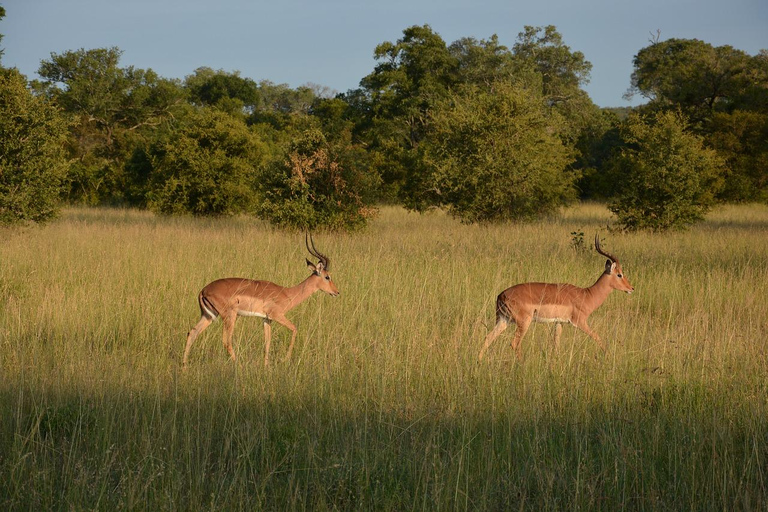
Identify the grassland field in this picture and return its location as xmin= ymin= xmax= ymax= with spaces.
xmin=1 ymin=203 xmax=767 ymax=510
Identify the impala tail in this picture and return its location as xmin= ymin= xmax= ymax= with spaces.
xmin=495 ymin=293 xmax=513 ymax=323
xmin=198 ymin=292 xmax=219 ymax=320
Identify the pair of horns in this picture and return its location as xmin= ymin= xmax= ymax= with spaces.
xmin=306 ymin=233 xmax=331 ymax=271
xmin=594 ymin=234 xmax=619 ymax=263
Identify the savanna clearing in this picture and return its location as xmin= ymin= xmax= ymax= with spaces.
xmin=1 ymin=203 xmax=767 ymax=510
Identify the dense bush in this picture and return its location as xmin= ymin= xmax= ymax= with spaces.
xmin=417 ymin=81 xmax=576 ymax=222
xmin=0 ymin=69 xmax=69 ymax=224
xmin=608 ymin=111 xmax=725 ymax=231
xmin=707 ymin=110 xmax=768 ymax=203
xmin=255 ymin=128 xmax=379 ymax=231
xmin=141 ymin=108 xmax=266 ymax=216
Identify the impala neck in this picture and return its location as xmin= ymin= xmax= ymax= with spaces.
xmin=583 ymin=273 xmax=615 ymax=315
xmin=284 ymin=275 xmax=321 ymax=311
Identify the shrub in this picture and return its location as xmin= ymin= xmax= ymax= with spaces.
xmin=608 ymin=110 xmax=725 ymax=231
xmin=142 ymin=108 xmax=265 ymax=216
xmin=0 ymin=69 xmax=69 ymax=224
xmin=416 ymin=81 xmax=577 ymax=223
xmin=255 ymin=128 xmax=379 ymax=231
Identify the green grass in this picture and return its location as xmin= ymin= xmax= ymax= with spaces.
xmin=1 ymin=203 xmax=767 ymax=510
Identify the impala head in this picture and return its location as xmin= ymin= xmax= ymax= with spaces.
xmin=305 ymin=233 xmax=340 ymax=297
xmin=595 ymin=234 xmax=634 ymax=294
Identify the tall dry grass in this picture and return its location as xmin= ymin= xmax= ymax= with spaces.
xmin=1 ymin=203 xmax=767 ymax=509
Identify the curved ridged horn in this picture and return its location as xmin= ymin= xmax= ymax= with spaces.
xmin=594 ymin=234 xmax=619 ymax=263
xmin=305 ymin=232 xmax=330 ymax=271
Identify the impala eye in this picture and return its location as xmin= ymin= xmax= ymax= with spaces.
xmin=325 ymin=275 xmax=330 ymax=280
xmin=617 ymin=274 xmax=623 ymax=278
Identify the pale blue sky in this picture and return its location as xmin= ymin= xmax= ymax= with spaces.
xmin=2 ymin=0 xmax=766 ymax=107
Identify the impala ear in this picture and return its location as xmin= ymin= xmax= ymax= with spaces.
xmin=306 ymin=259 xmax=318 ymax=274
xmin=605 ymin=259 xmax=615 ymax=274
xmin=315 ymin=261 xmax=325 ymax=272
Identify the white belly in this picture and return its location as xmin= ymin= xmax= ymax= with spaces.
xmin=238 ymin=310 xmax=268 ymax=318
xmin=533 ymin=316 xmax=570 ymax=324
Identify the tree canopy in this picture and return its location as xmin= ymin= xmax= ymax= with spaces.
xmin=1 ymin=9 xmax=766 ymax=230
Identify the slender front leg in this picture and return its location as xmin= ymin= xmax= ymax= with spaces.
xmin=263 ymin=319 xmax=272 ymax=366
xmin=271 ymin=313 xmax=298 ymax=361
xmin=573 ymin=318 xmax=606 ymax=353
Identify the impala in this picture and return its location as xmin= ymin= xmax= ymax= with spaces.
xmin=183 ymin=234 xmax=339 ymax=368
xmin=478 ymin=235 xmax=634 ymax=361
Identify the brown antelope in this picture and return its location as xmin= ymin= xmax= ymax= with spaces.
xmin=183 ymin=234 xmax=339 ymax=368
xmin=478 ymin=235 xmax=634 ymax=361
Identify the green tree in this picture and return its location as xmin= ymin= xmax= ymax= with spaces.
xmin=255 ymin=123 xmax=379 ymax=231
xmin=356 ymin=25 xmax=458 ymax=200
xmin=140 ymin=108 xmax=266 ymax=216
xmin=626 ymin=38 xmax=753 ymax=122
xmin=627 ymin=38 xmax=768 ymax=202
xmin=511 ymin=25 xmax=608 ymax=196
xmin=185 ymin=67 xmax=259 ymax=116
xmin=418 ymin=81 xmax=576 ymax=222
xmin=574 ymin=109 xmax=624 ymax=199
xmin=449 ymin=35 xmax=516 ymax=87
xmin=0 ymin=69 xmax=69 ymax=224
xmin=512 ymin=25 xmax=592 ymax=104
xmin=35 ymin=47 xmax=185 ymax=204
xmin=250 ymin=80 xmax=319 ymax=129
xmin=608 ymin=111 xmax=725 ymax=231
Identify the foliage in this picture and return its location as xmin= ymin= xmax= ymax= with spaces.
xmin=417 ymin=81 xmax=576 ymax=222
xmin=608 ymin=110 xmax=725 ymax=231
xmin=249 ymin=80 xmax=319 ymax=129
xmin=34 ymin=47 xmax=186 ymax=204
xmin=1 ymin=11 xmax=766 ymax=223
xmin=354 ymin=25 xmax=603 ymax=211
xmin=512 ymin=25 xmax=592 ymax=103
xmin=140 ymin=108 xmax=266 ymax=216
xmin=626 ymin=38 xmax=768 ymax=203
xmin=0 ymin=69 xmax=69 ymax=224
xmin=707 ymin=110 xmax=768 ymax=203
xmin=355 ymin=25 xmax=458 ymax=200
xmin=255 ymin=125 xmax=379 ymax=231
xmin=185 ymin=67 xmax=259 ymax=117
xmin=627 ymin=38 xmax=753 ymax=121
xmin=575 ymin=109 xmax=625 ymax=199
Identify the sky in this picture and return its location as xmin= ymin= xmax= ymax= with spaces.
xmin=1 ymin=0 xmax=766 ymax=108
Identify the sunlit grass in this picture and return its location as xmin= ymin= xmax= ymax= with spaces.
xmin=1 ymin=203 xmax=767 ymax=509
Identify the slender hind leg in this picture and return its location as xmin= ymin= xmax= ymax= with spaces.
xmin=479 ymin=317 xmax=509 ymax=361
xmin=221 ymin=311 xmax=238 ymax=361
xmin=510 ymin=317 xmax=532 ymax=361
xmin=183 ymin=316 xmax=213 ymax=369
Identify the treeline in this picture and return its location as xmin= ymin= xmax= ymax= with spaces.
xmin=1 ymin=8 xmax=766 ymax=231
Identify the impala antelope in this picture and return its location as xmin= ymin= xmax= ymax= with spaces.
xmin=183 ymin=234 xmax=339 ymax=368
xmin=479 ymin=235 xmax=634 ymax=361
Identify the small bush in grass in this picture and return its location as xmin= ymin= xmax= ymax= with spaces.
xmin=416 ymin=81 xmax=577 ymax=223
xmin=608 ymin=110 xmax=725 ymax=232
xmin=256 ymin=128 xmax=379 ymax=231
